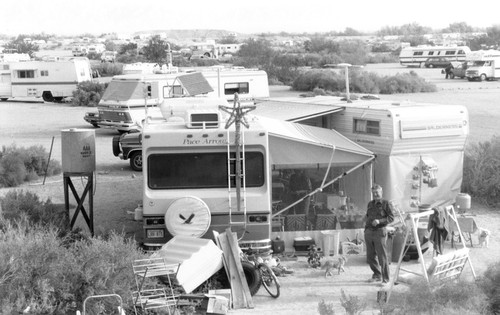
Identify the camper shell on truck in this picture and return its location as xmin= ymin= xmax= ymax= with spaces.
xmin=465 ymin=49 xmax=500 ymax=81
xmin=84 ymin=67 xmax=269 ymax=133
xmin=1 ymin=57 xmax=93 ymax=102
xmin=254 ymin=96 xmax=469 ymax=210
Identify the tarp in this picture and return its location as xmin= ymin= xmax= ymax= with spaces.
xmin=257 ymin=116 xmax=374 ymax=168
xmin=254 ymin=98 xmax=344 ymax=122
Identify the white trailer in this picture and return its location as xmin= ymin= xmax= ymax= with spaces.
xmin=1 ymin=58 xmax=93 ymax=102
xmin=86 ymin=67 xmax=269 ymax=133
xmin=255 ymin=96 xmax=469 ymax=210
xmin=399 ymin=45 xmax=470 ymax=67
xmin=465 ymin=49 xmax=500 ymax=81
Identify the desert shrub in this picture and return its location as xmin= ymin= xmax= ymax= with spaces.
xmin=0 ymin=217 xmax=145 ymax=314
xmin=340 ymin=289 xmax=366 ymax=315
xmin=462 ymin=135 xmax=500 ymax=206
xmin=71 ymin=81 xmax=107 ymax=107
xmin=399 ymin=279 xmax=489 ymax=314
xmin=478 ymin=261 xmax=500 ymax=314
xmin=0 ymin=144 xmax=61 ymax=188
xmin=91 ymin=62 xmax=123 ymax=77
xmin=0 ymin=190 xmax=67 ymax=229
xmin=318 ymin=298 xmax=336 ymax=315
xmin=292 ymin=69 xmax=436 ymax=94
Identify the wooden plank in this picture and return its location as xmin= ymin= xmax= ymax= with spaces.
xmin=213 ymin=230 xmax=235 ymax=309
xmin=225 ymin=228 xmax=254 ymax=309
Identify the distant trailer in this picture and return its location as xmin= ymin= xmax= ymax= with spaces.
xmin=0 ymin=58 xmax=93 ymax=102
xmin=399 ymin=45 xmax=470 ymax=68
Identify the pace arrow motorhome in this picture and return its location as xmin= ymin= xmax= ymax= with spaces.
xmin=87 ymin=67 xmax=269 ymax=133
xmin=465 ymin=49 xmax=500 ymax=81
xmin=399 ymin=45 xmax=470 ymax=67
xmin=141 ymin=96 xmax=272 ymax=249
xmin=0 ymin=57 xmax=93 ymax=102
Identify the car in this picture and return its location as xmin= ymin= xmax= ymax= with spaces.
xmin=84 ymin=111 xmax=100 ymax=127
xmin=449 ymin=62 xmax=468 ymax=79
xmin=112 ymin=131 xmax=143 ymax=171
xmin=424 ymin=57 xmax=451 ymax=68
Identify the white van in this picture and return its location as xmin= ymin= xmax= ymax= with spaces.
xmin=465 ymin=50 xmax=500 ymax=81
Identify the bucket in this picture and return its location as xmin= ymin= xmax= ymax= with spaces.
xmin=392 ymin=230 xmax=405 ymax=262
xmin=321 ymin=230 xmax=340 ymax=256
xmin=134 ymin=205 xmax=143 ymax=221
xmin=456 ymin=193 xmax=471 ymax=212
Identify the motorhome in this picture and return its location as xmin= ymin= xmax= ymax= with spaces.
xmin=140 ymin=95 xmax=375 ymax=249
xmin=399 ymin=45 xmax=470 ymax=67
xmin=0 ymin=57 xmax=93 ymax=102
xmin=254 ymin=96 xmax=469 ymax=210
xmin=465 ymin=49 xmax=500 ymax=81
xmin=84 ymin=67 xmax=270 ymax=133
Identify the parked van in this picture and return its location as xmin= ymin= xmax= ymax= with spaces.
xmin=399 ymin=45 xmax=470 ymax=67
xmin=465 ymin=50 xmax=500 ymax=81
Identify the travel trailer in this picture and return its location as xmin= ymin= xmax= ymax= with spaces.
xmin=140 ymin=95 xmax=375 ymax=249
xmin=254 ymin=96 xmax=469 ymax=210
xmin=465 ymin=49 xmax=500 ymax=81
xmin=399 ymin=45 xmax=470 ymax=67
xmin=84 ymin=67 xmax=269 ymax=133
xmin=0 ymin=58 xmax=93 ymax=102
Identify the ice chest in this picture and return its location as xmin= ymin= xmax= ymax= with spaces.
xmin=293 ymin=236 xmax=315 ymax=252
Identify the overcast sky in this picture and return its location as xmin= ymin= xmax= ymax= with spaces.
xmin=2 ymin=0 xmax=499 ymax=36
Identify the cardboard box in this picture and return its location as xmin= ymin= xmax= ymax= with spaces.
xmin=206 ymin=295 xmax=229 ymax=315
xmin=293 ymin=236 xmax=315 ymax=252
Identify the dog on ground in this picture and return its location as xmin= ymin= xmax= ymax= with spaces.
xmin=322 ymin=256 xmax=348 ymax=277
xmin=478 ymin=228 xmax=490 ymax=248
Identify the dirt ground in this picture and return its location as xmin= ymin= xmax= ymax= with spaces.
xmin=1 ymin=63 xmax=499 ymax=314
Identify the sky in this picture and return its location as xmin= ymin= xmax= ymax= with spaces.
xmin=1 ymin=0 xmax=499 ymax=37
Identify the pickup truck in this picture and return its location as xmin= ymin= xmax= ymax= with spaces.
xmin=449 ymin=62 xmax=468 ymax=79
xmin=112 ymin=132 xmax=142 ymax=171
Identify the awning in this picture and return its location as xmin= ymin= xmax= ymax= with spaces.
xmin=257 ymin=116 xmax=374 ymax=168
xmin=253 ymin=97 xmax=345 ymax=122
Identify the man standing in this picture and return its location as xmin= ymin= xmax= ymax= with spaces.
xmin=289 ymin=169 xmax=312 ymax=215
xmin=364 ymin=184 xmax=394 ymax=285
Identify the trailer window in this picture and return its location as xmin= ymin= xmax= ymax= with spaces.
xmin=148 ymin=152 xmax=265 ymax=189
xmin=17 ymin=70 xmax=35 ymax=78
xmin=428 ymin=51 xmax=434 ymax=55
xmin=41 ymin=70 xmax=49 ymax=77
xmin=354 ymin=119 xmax=380 ymax=135
xmin=413 ymin=51 xmax=423 ymax=56
xmin=224 ymin=82 xmax=249 ymax=95
xmin=445 ymin=51 xmax=456 ymax=55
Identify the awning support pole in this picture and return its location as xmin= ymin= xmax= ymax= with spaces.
xmin=272 ymin=155 xmax=375 ymax=218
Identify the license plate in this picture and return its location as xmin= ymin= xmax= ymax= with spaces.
xmin=147 ymin=229 xmax=164 ymax=239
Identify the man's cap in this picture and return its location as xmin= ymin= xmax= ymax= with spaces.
xmin=371 ymin=184 xmax=383 ymax=191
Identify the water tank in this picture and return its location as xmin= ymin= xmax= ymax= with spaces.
xmin=455 ymin=193 xmax=471 ymax=212
xmin=61 ymin=129 xmax=96 ymax=173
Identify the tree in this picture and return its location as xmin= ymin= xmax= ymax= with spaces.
xmin=4 ymin=35 xmax=39 ymax=57
xmin=442 ymin=22 xmax=474 ymax=34
xmin=142 ymin=35 xmax=172 ymax=64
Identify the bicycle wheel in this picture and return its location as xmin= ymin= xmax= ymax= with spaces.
xmin=258 ymin=263 xmax=280 ymax=298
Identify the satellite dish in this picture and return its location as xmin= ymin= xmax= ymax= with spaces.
xmin=165 ymin=196 xmax=211 ymax=237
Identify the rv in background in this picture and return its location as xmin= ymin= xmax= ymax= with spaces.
xmin=465 ymin=50 xmax=500 ymax=81
xmin=399 ymin=45 xmax=470 ymax=68
xmin=255 ymin=96 xmax=469 ymax=210
xmin=84 ymin=67 xmax=269 ymax=133
xmin=0 ymin=57 xmax=93 ymax=102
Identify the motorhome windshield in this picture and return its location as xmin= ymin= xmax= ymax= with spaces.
xmin=148 ymin=152 xmax=265 ymax=189
xmin=472 ymin=61 xmax=487 ymax=66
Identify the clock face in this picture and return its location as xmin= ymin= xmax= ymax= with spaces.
xmin=165 ymin=196 xmax=211 ymax=237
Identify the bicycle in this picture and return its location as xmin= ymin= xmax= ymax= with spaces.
xmin=240 ymin=248 xmax=280 ymax=298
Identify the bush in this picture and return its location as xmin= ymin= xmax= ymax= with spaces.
xmin=71 ymin=81 xmax=107 ymax=107
xmin=91 ymin=62 xmax=123 ymax=77
xmin=479 ymin=261 xmax=500 ymax=314
xmin=292 ymin=69 xmax=436 ymax=94
xmin=0 ymin=144 xmax=61 ymax=188
xmin=462 ymin=135 xmax=500 ymax=206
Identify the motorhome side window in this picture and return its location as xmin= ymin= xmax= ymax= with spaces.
xmin=165 ymin=85 xmax=184 ymax=97
xmin=353 ymin=118 xmax=380 ymax=135
xmin=17 ymin=70 xmax=35 ymax=78
xmin=147 ymin=152 xmax=265 ymax=189
xmin=445 ymin=51 xmax=456 ymax=55
xmin=413 ymin=51 xmax=423 ymax=56
xmin=41 ymin=70 xmax=49 ymax=77
xmin=224 ymin=82 xmax=249 ymax=95
xmin=428 ymin=51 xmax=435 ymax=55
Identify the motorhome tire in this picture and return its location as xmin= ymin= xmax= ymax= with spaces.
xmin=129 ymin=151 xmax=142 ymax=172
xmin=241 ymin=261 xmax=262 ymax=296
xmin=42 ymin=91 xmax=54 ymax=102
xmin=112 ymin=136 xmax=121 ymax=156
xmin=53 ymin=97 xmax=64 ymax=103
xmin=480 ymin=74 xmax=487 ymax=81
